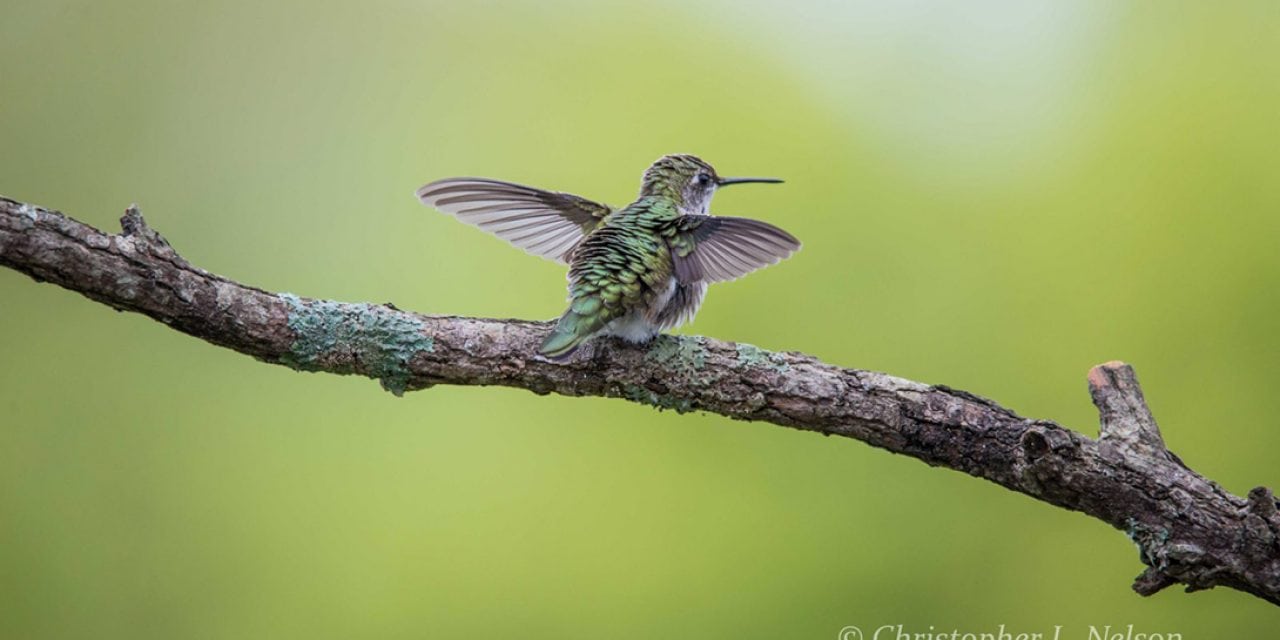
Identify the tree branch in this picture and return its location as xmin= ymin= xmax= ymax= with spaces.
xmin=3 ymin=194 xmax=1278 ymax=606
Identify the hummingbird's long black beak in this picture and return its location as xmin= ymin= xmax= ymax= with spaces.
xmin=717 ymin=176 xmax=784 ymax=187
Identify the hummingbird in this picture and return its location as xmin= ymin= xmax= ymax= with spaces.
xmin=416 ymin=154 xmax=800 ymax=359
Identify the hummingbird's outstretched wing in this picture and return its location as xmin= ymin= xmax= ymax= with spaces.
xmin=416 ymin=178 xmax=612 ymax=264
xmin=669 ymin=216 xmax=801 ymax=284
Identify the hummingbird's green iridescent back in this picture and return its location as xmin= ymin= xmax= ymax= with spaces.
xmin=418 ymin=154 xmax=800 ymax=359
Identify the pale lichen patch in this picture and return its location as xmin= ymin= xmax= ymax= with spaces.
xmin=279 ymin=293 xmax=435 ymax=396
xmin=13 ymin=203 xmax=38 ymax=230
xmin=735 ymin=342 xmax=790 ymax=373
xmin=645 ymin=334 xmax=707 ymax=373
xmin=857 ymin=370 xmax=930 ymax=394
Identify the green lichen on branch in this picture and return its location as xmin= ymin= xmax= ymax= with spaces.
xmin=735 ymin=342 xmax=790 ymax=373
xmin=621 ymin=382 xmax=695 ymax=414
xmin=278 ymin=294 xmax=434 ymax=396
xmin=645 ymin=335 xmax=716 ymax=378
xmin=617 ymin=335 xmax=714 ymax=413
xmin=645 ymin=334 xmax=707 ymax=373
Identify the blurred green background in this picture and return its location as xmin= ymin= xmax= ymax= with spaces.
xmin=3 ymin=0 xmax=1279 ymax=637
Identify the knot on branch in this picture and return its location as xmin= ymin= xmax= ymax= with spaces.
xmin=1244 ymin=486 xmax=1280 ymax=558
xmin=119 ymin=204 xmax=181 ymax=261
xmin=1016 ymin=422 xmax=1084 ymax=502
xmin=1021 ymin=429 xmax=1050 ymax=461
xmin=1019 ymin=423 xmax=1078 ymax=464
xmin=1247 ymin=486 xmax=1279 ymax=520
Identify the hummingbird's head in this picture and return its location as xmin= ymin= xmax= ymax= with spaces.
xmin=640 ymin=154 xmax=782 ymax=215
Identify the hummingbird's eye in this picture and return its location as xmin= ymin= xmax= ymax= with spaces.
xmin=696 ymin=173 xmax=711 ymax=186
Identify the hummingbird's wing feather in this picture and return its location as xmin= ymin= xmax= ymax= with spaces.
xmin=416 ymin=178 xmax=612 ymax=264
xmin=669 ymin=216 xmax=800 ymax=284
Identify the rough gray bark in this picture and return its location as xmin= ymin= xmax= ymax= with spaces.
xmin=2 ymin=194 xmax=1278 ymax=606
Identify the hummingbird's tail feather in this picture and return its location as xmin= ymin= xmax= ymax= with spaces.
xmin=539 ymin=301 xmax=607 ymax=360
xmin=538 ymin=323 xmax=586 ymax=360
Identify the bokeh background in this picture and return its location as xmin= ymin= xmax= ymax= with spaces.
xmin=3 ymin=0 xmax=1279 ymax=637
